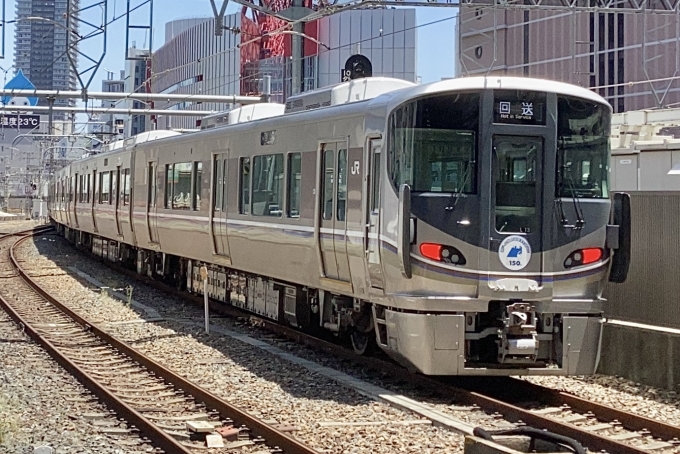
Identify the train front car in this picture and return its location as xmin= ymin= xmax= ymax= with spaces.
xmin=373 ymin=78 xmax=626 ymax=376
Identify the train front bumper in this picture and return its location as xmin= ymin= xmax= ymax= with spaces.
xmin=378 ymin=309 xmax=603 ymax=376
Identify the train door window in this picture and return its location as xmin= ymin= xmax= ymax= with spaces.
xmin=101 ymin=172 xmax=111 ymax=204
xmin=148 ymin=163 xmax=156 ymax=207
xmin=337 ymin=149 xmax=347 ymax=221
xmin=123 ymin=169 xmax=131 ymax=205
xmin=80 ymin=175 xmax=86 ymax=202
xmin=71 ymin=176 xmax=75 ymax=203
xmin=287 ymin=153 xmax=301 ymax=218
xmin=93 ymin=171 xmax=98 ymax=205
xmin=251 ymin=154 xmax=283 ymax=217
xmin=493 ymin=136 xmax=541 ymax=233
xmin=221 ymin=159 xmax=227 ymax=211
xmin=213 ymin=157 xmax=223 ymax=212
xmin=239 ymin=157 xmax=250 ymax=215
xmin=322 ymin=146 xmax=335 ymax=221
xmin=371 ymin=149 xmax=381 ymax=212
xmin=193 ymin=162 xmax=202 ymax=210
xmin=172 ymin=162 xmax=192 ymax=210
xmin=113 ymin=168 xmax=119 ymax=205
xmin=165 ymin=165 xmax=172 ymax=208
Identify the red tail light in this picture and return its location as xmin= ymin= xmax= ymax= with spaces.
xmin=564 ymin=248 xmax=604 ymax=268
xmin=419 ymin=243 xmax=467 ymax=265
xmin=420 ymin=243 xmax=442 ymax=261
xmin=582 ymin=248 xmax=603 ymax=264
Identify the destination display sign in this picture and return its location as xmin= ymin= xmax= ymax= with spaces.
xmin=0 ymin=114 xmax=40 ymax=129
xmin=493 ymin=91 xmax=546 ymax=126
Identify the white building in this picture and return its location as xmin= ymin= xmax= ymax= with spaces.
xmin=150 ymin=9 xmax=418 ymax=131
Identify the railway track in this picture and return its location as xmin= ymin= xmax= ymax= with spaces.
xmin=0 ymin=227 xmax=319 ymax=454
xmin=20 ymin=229 xmax=680 ymax=454
xmin=67 ymin=239 xmax=680 ymax=454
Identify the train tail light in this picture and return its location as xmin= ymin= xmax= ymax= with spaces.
xmin=564 ymin=248 xmax=603 ymax=268
xmin=419 ymin=242 xmax=467 ymax=265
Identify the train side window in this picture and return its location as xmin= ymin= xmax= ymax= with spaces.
xmin=251 ymin=154 xmax=283 ymax=217
xmin=171 ymin=162 xmax=193 ymax=210
xmin=213 ymin=157 xmax=223 ymax=212
xmin=193 ymin=162 xmax=202 ymax=211
xmin=287 ymin=153 xmax=301 ymax=218
xmin=337 ymin=149 xmax=347 ymax=221
xmin=239 ymin=157 xmax=250 ymax=215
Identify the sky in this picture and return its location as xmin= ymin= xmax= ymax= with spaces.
xmin=0 ymin=0 xmax=457 ymax=111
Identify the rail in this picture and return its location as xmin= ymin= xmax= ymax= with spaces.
xmin=0 ymin=227 xmax=319 ymax=454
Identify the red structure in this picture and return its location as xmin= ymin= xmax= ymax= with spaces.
xmin=239 ymin=0 xmax=317 ymax=96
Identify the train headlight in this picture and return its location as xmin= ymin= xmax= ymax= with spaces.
xmin=564 ymin=248 xmax=603 ymax=268
xmin=419 ymin=243 xmax=467 ymax=265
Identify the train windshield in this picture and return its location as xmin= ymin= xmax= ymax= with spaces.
xmin=556 ymin=96 xmax=610 ymax=199
xmin=389 ymin=92 xmax=479 ymax=193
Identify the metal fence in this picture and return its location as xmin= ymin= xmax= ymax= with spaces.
xmin=603 ymin=192 xmax=680 ymax=328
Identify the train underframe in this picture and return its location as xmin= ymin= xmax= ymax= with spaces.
xmin=64 ymin=227 xmax=602 ymax=376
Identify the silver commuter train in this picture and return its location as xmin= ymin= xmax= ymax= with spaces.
xmin=49 ymin=75 xmax=631 ymax=376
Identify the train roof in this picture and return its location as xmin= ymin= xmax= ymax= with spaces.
xmin=70 ymin=75 xmax=611 ymax=166
xmin=374 ymin=76 xmax=612 ymax=112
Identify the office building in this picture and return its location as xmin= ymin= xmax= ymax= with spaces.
xmin=14 ymin=0 xmax=79 ymax=118
xmin=457 ymin=9 xmax=680 ymax=112
xmin=124 ymin=46 xmax=151 ymax=137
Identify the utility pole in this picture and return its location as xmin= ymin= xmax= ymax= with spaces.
xmin=290 ymin=0 xmax=305 ymax=96
xmin=46 ymin=96 xmax=55 ymax=177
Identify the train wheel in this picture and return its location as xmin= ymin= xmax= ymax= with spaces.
xmin=350 ymin=307 xmax=375 ymax=355
xmin=350 ymin=329 xmax=371 ymax=355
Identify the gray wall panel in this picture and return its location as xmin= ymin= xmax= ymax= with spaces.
xmin=604 ymin=192 xmax=680 ymax=328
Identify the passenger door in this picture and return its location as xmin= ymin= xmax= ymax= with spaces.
xmin=487 ymin=135 xmax=544 ymax=286
xmin=146 ymin=161 xmax=160 ymax=243
xmin=211 ymin=152 xmax=231 ymax=257
xmin=364 ymin=138 xmax=384 ymax=289
xmin=318 ymin=142 xmax=351 ymax=282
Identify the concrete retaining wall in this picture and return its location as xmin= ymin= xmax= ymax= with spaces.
xmin=598 ymin=320 xmax=680 ymax=390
